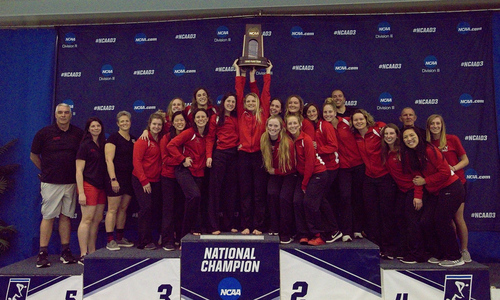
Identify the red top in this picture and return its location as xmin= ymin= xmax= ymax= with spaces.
xmin=315 ymin=120 xmax=339 ymax=171
xmin=132 ymin=132 xmax=161 ymax=186
xmin=411 ymin=144 xmax=460 ymax=199
xmin=162 ymin=118 xmax=171 ymax=135
xmin=431 ymin=134 xmax=467 ymax=184
xmin=385 ymin=150 xmax=423 ymax=196
xmin=160 ymin=133 xmax=176 ymax=179
xmin=269 ymin=136 xmax=296 ymax=176
xmin=335 ymin=117 xmax=364 ymax=169
xmin=355 ymin=121 xmax=388 ymax=178
xmin=167 ymin=127 xmax=207 ymax=177
xmin=235 ymin=74 xmax=271 ymax=153
xmin=206 ymin=114 xmax=239 ymax=158
xmin=294 ymin=131 xmax=327 ymax=191
xmin=185 ymin=105 xmax=218 ymax=123
xmin=301 ymin=118 xmax=316 ymax=139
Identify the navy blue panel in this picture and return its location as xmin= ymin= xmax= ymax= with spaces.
xmin=0 ymin=28 xmax=57 ymax=267
xmin=55 ymin=12 xmax=499 ymax=231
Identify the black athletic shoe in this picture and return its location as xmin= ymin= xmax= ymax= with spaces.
xmin=325 ymin=231 xmax=343 ymax=243
xmin=60 ymin=248 xmax=77 ymax=264
xmin=280 ymin=236 xmax=293 ymax=244
xmin=162 ymin=242 xmax=175 ymax=251
xmin=36 ymin=251 xmax=50 ymax=268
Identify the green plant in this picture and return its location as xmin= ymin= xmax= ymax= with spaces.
xmin=0 ymin=139 xmax=19 ymax=253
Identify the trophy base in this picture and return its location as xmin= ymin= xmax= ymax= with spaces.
xmin=237 ymin=57 xmax=269 ymax=68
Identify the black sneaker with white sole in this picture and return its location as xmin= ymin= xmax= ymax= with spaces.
xmin=36 ymin=251 xmax=50 ymax=268
xmin=60 ymin=248 xmax=77 ymax=264
xmin=325 ymin=231 xmax=343 ymax=243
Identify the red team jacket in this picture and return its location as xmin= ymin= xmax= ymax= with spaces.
xmin=301 ymin=118 xmax=316 ymax=140
xmin=294 ymin=131 xmax=327 ymax=191
xmin=235 ymin=74 xmax=271 ymax=153
xmin=185 ymin=105 xmax=218 ymax=123
xmin=132 ymin=132 xmax=161 ymax=186
xmin=314 ymin=119 xmax=340 ymax=171
xmin=335 ymin=117 xmax=364 ymax=169
xmin=385 ymin=150 xmax=423 ymax=197
xmin=431 ymin=134 xmax=467 ymax=184
xmin=206 ymin=114 xmax=239 ymax=158
xmin=160 ymin=133 xmax=176 ymax=179
xmin=167 ymin=128 xmax=207 ymax=177
xmin=411 ymin=145 xmax=460 ymax=199
xmin=355 ymin=121 xmax=388 ymax=178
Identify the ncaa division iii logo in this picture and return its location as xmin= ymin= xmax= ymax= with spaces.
xmin=444 ymin=275 xmax=472 ymax=300
xmin=6 ymin=278 xmax=30 ymax=300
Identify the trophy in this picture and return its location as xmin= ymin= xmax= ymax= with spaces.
xmin=237 ymin=24 xmax=269 ymax=68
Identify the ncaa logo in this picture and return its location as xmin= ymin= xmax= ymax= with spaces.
xmin=135 ymin=33 xmax=147 ymax=44
xmin=291 ymin=26 xmax=304 ymax=38
xmin=101 ymin=64 xmax=113 ymax=77
xmin=424 ymin=55 xmax=438 ymax=68
xmin=63 ymin=99 xmax=75 ymax=109
xmin=444 ymin=274 xmax=472 ymax=300
xmin=457 ymin=22 xmax=471 ymax=34
xmin=63 ymin=99 xmax=75 ymax=115
xmin=217 ymin=26 xmax=229 ymax=38
xmin=459 ymin=93 xmax=473 ymax=107
xmin=133 ymin=100 xmax=146 ymax=113
xmin=216 ymin=94 xmax=223 ymax=105
xmin=6 ymin=278 xmax=30 ymax=300
xmin=465 ymin=169 xmax=478 ymax=182
xmin=379 ymin=92 xmax=392 ymax=106
xmin=65 ymin=32 xmax=76 ymax=44
xmin=173 ymin=63 xmax=186 ymax=77
xmin=334 ymin=60 xmax=347 ymax=73
xmin=378 ymin=22 xmax=391 ymax=34
xmin=218 ymin=277 xmax=242 ymax=300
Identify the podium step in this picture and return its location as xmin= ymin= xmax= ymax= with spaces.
xmin=381 ymin=258 xmax=491 ymax=300
xmin=0 ymin=254 xmax=83 ymax=300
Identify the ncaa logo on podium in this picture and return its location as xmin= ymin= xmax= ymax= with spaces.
xmin=6 ymin=278 xmax=30 ymax=300
xmin=218 ymin=277 xmax=242 ymax=300
xmin=444 ymin=274 xmax=472 ymax=300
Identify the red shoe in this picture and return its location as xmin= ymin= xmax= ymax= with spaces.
xmin=299 ymin=237 xmax=309 ymax=245
xmin=308 ymin=235 xmax=326 ymax=246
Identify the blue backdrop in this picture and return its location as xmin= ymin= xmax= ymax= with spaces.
xmin=0 ymin=29 xmax=56 ymax=266
xmin=1 ymin=11 xmax=500 ymax=268
xmin=55 ymin=12 xmax=499 ymax=232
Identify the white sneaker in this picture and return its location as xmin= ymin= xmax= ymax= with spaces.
xmin=439 ymin=258 xmax=465 ymax=267
xmin=326 ymin=231 xmax=343 ymax=243
xmin=427 ymin=257 xmax=442 ymax=264
xmin=461 ymin=249 xmax=472 ymax=263
xmin=354 ymin=232 xmax=364 ymax=239
xmin=342 ymin=235 xmax=352 ymax=242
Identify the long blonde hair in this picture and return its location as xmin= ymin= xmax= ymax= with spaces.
xmin=426 ymin=114 xmax=447 ymax=150
xmin=166 ymin=98 xmax=185 ymax=121
xmin=244 ymin=92 xmax=263 ymax=125
xmin=261 ymin=115 xmax=293 ymax=173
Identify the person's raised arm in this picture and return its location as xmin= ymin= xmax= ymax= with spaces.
xmin=234 ymin=59 xmax=246 ymax=118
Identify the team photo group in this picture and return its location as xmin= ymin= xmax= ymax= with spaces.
xmin=30 ymin=59 xmax=470 ymax=269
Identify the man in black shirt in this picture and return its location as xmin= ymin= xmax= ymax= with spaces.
xmin=332 ymin=89 xmax=356 ymax=118
xmin=30 ymin=103 xmax=83 ymax=268
xmin=399 ymin=107 xmax=425 ymax=135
